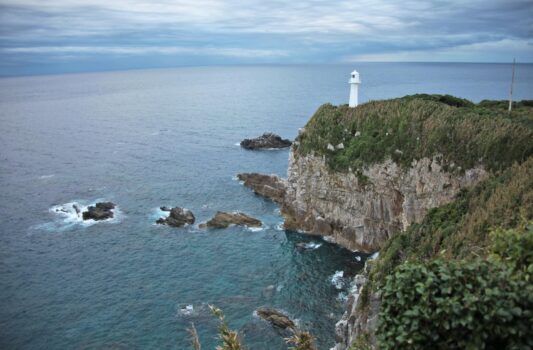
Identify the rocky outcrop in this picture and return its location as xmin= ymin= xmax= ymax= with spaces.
xmin=240 ymin=133 xmax=292 ymax=150
xmin=281 ymin=152 xmax=488 ymax=252
xmin=256 ymin=307 xmax=295 ymax=329
xmin=200 ymin=211 xmax=262 ymax=228
xmin=82 ymin=202 xmax=115 ymax=221
xmin=237 ymin=173 xmax=286 ymax=203
xmin=331 ymin=262 xmax=381 ymax=350
xmin=156 ymin=207 xmax=195 ymax=227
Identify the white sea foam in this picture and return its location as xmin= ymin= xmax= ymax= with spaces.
xmin=303 ymin=242 xmax=322 ymax=250
xmin=178 ymin=304 xmax=194 ymax=316
xmin=274 ymin=222 xmax=284 ymax=231
xmin=323 ymin=236 xmax=337 ymax=244
xmin=331 ymin=270 xmax=345 ymax=290
xmin=39 ymin=174 xmax=55 ymax=179
xmin=46 ymin=200 xmax=122 ymax=230
xmin=337 ymin=291 xmax=348 ymax=302
xmin=276 ymin=284 xmax=284 ymax=292
xmin=354 ymin=255 xmax=362 ymax=262
xmin=246 ymin=226 xmax=264 ymax=232
xmin=50 ymin=202 xmax=86 ymax=224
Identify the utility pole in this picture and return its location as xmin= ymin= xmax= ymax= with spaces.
xmin=508 ymin=58 xmax=516 ymax=114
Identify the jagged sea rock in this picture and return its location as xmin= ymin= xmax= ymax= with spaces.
xmin=237 ymin=173 xmax=286 ymax=203
xmin=156 ymin=207 xmax=195 ymax=227
xmin=82 ymin=202 xmax=115 ymax=221
xmin=256 ymin=307 xmax=295 ymax=329
xmin=200 ymin=211 xmax=262 ymax=228
xmin=240 ymin=133 xmax=292 ymax=150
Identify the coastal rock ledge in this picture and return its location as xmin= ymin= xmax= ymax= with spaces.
xmin=240 ymin=133 xmax=292 ymax=150
xmin=82 ymin=202 xmax=116 ymax=221
xmin=256 ymin=307 xmax=295 ymax=330
xmin=237 ymin=173 xmax=286 ymax=204
xmin=200 ymin=211 xmax=262 ymax=228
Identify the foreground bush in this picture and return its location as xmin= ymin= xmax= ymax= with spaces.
xmin=377 ymin=224 xmax=533 ymax=350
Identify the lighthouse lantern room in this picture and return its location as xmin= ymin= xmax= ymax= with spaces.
xmin=349 ymin=70 xmax=361 ymax=108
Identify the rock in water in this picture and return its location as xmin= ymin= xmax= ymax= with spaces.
xmin=82 ymin=202 xmax=116 ymax=221
xmin=156 ymin=207 xmax=195 ymax=227
xmin=200 ymin=211 xmax=262 ymax=228
xmin=256 ymin=308 xmax=295 ymax=329
xmin=237 ymin=173 xmax=286 ymax=203
xmin=240 ymin=133 xmax=292 ymax=150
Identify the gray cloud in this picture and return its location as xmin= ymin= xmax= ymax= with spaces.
xmin=0 ymin=0 xmax=532 ymax=74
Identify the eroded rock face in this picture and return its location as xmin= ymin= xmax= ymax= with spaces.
xmin=256 ymin=307 xmax=295 ymax=329
xmin=82 ymin=202 xmax=116 ymax=221
xmin=156 ymin=207 xmax=195 ymax=227
xmin=200 ymin=211 xmax=262 ymax=228
xmin=331 ymin=263 xmax=381 ymax=350
xmin=281 ymin=152 xmax=488 ymax=252
xmin=237 ymin=173 xmax=286 ymax=204
xmin=240 ymin=133 xmax=292 ymax=150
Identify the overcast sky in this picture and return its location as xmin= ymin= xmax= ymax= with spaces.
xmin=0 ymin=0 xmax=532 ymax=75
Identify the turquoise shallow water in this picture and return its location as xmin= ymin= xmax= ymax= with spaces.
xmin=0 ymin=63 xmax=532 ymax=349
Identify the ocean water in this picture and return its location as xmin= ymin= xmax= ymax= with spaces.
xmin=1 ymin=63 xmax=532 ymax=349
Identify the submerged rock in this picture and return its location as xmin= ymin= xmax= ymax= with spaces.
xmin=240 ymin=133 xmax=292 ymax=150
xmin=156 ymin=207 xmax=195 ymax=227
xmin=237 ymin=173 xmax=286 ymax=203
xmin=200 ymin=211 xmax=262 ymax=228
xmin=256 ymin=307 xmax=295 ymax=329
xmin=82 ymin=202 xmax=116 ymax=221
xmin=262 ymin=285 xmax=276 ymax=299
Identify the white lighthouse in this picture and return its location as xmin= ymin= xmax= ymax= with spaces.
xmin=349 ymin=70 xmax=361 ymax=107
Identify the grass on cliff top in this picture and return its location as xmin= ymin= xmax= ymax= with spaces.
xmin=295 ymin=95 xmax=533 ymax=172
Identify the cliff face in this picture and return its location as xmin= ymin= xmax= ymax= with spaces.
xmin=281 ymin=151 xmax=488 ymax=252
xmin=332 ymin=262 xmax=381 ymax=350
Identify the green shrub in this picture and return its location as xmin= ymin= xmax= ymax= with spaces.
xmin=349 ymin=332 xmax=372 ymax=350
xmin=377 ymin=259 xmax=533 ymax=350
xmin=489 ymin=224 xmax=533 ymax=277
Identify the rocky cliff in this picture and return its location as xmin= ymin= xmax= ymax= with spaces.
xmin=280 ymin=96 xmax=532 ymax=349
xmin=239 ymin=96 xmax=532 ymax=349
xmin=281 ymin=152 xmax=487 ymax=252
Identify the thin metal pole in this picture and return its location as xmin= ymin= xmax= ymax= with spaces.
xmin=508 ymin=58 xmax=515 ymax=113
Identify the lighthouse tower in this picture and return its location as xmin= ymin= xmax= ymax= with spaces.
xmin=349 ymin=70 xmax=361 ymax=107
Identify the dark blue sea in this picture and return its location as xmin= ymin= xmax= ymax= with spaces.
xmin=1 ymin=63 xmax=532 ymax=349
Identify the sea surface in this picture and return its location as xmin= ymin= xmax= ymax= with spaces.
xmin=1 ymin=63 xmax=532 ymax=349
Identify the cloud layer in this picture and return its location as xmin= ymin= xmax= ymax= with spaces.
xmin=0 ymin=0 xmax=532 ymax=75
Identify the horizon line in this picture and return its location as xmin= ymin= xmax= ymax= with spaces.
xmin=1 ymin=61 xmax=531 ymax=79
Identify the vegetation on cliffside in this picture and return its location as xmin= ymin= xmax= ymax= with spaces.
xmin=296 ymin=95 xmax=533 ymax=349
xmin=295 ymin=95 xmax=533 ymax=173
